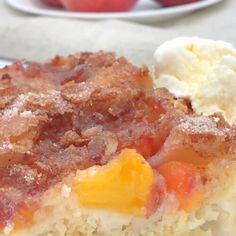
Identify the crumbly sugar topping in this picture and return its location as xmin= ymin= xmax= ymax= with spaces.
xmin=178 ymin=115 xmax=229 ymax=137
xmin=2 ymin=93 xmax=29 ymax=117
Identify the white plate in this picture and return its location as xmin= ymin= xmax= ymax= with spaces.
xmin=0 ymin=59 xmax=12 ymax=68
xmin=6 ymin=0 xmax=223 ymax=22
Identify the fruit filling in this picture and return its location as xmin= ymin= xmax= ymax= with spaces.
xmin=158 ymin=161 xmax=204 ymax=212
xmin=76 ymin=149 xmax=154 ymax=215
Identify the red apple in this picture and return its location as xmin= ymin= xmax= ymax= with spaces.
xmin=157 ymin=0 xmax=198 ymax=7
xmin=60 ymin=0 xmax=138 ymax=12
xmin=42 ymin=0 xmax=62 ymax=7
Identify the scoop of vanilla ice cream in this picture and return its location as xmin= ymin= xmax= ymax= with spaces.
xmin=153 ymin=37 xmax=236 ymax=124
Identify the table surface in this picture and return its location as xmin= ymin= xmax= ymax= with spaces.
xmin=0 ymin=0 xmax=235 ymax=66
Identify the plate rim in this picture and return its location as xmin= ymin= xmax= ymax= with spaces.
xmin=5 ymin=0 xmax=224 ymax=20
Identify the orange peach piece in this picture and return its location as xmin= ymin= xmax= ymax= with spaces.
xmin=158 ymin=161 xmax=204 ymax=212
xmin=75 ymin=149 xmax=154 ymax=216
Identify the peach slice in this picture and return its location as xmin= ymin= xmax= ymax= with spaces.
xmin=75 ymin=149 xmax=154 ymax=215
xmin=158 ymin=161 xmax=204 ymax=212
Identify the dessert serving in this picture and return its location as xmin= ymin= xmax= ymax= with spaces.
xmin=0 ymin=38 xmax=236 ymax=236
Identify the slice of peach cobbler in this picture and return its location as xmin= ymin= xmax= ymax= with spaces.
xmin=0 ymin=52 xmax=235 ymax=236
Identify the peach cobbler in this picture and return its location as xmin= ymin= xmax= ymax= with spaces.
xmin=0 ymin=49 xmax=236 ymax=236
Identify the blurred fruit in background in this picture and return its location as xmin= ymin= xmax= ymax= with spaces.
xmin=42 ymin=0 xmax=62 ymax=7
xmin=41 ymin=0 xmax=200 ymax=12
xmin=55 ymin=0 xmax=138 ymax=12
xmin=155 ymin=0 xmax=199 ymax=7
